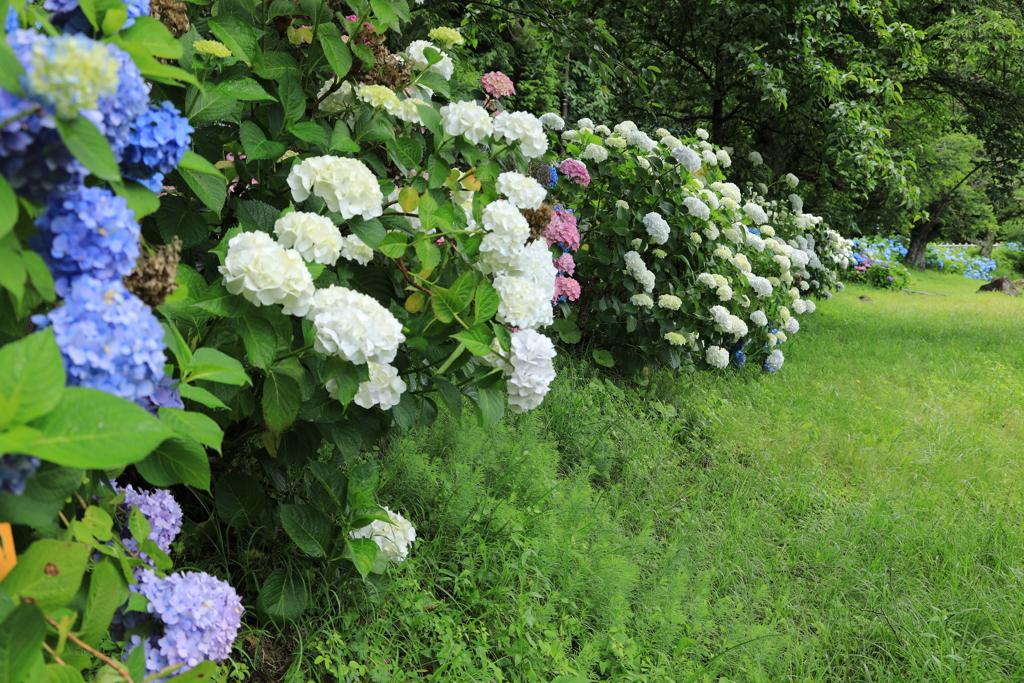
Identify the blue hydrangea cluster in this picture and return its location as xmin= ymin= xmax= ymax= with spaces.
xmin=127 ymin=569 xmax=244 ymax=677
xmin=0 ymin=88 xmax=87 ymax=197
xmin=121 ymin=102 xmax=193 ymax=179
xmin=852 ymin=236 xmax=1000 ymax=280
xmin=5 ymin=5 xmax=18 ymax=32
xmin=0 ymin=454 xmax=41 ymax=495
xmin=97 ymin=46 xmax=151 ymax=160
xmin=32 ymin=186 xmax=140 ymax=295
xmin=45 ymin=0 xmax=150 ymax=32
xmin=118 ymin=484 xmax=183 ymax=557
xmin=545 ymin=165 xmax=558 ymax=188
xmin=31 ymin=277 xmax=168 ymax=405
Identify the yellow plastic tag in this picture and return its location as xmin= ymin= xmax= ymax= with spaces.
xmin=0 ymin=523 xmax=17 ymax=582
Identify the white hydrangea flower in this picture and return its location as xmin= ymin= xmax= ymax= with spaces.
xmin=671 ymin=145 xmax=702 ymax=172
xmin=706 ymin=345 xmax=729 ymax=369
xmin=506 ymin=329 xmax=557 ymax=413
xmin=605 ymin=136 xmax=627 ymax=149
xmin=582 ymin=143 xmax=608 ymax=163
xmin=746 ymin=274 xmax=773 ymax=298
xmin=395 ymin=97 xmax=427 ymax=124
xmin=626 ymin=129 xmax=657 ymax=152
xmin=576 ymin=117 xmax=595 ymax=129
xmin=789 ymin=193 xmax=804 ymax=214
xmin=750 ymin=310 xmax=768 ymax=326
xmin=702 ymin=149 xmax=718 ymax=166
xmin=440 ymin=101 xmax=493 ymax=143
xmin=713 ymin=246 xmax=733 ymax=260
xmin=756 ymin=182 xmax=769 ymax=196
xmin=785 ymin=173 xmax=799 ymax=188
xmin=339 ymin=234 xmax=373 ymax=266
xmin=658 ymin=294 xmax=682 ymax=310
xmin=636 ymin=156 xmax=651 ymax=170
xmin=776 ymin=330 xmax=788 ymax=343
xmin=713 ymin=274 xmax=729 ymax=287
xmin=307 ymin=286 xmax=405 ymax=364
xmin=496 ymin=172 xmax=546 ymax=210
xmin=805 ymin=300 xmax=817 ymax=313
xmin=356 ymin=84 xmax=401 ymax=112
xmin=697 ymin=273 xmax=717 ymax=288
xmin=785 ymin=316 xmax=800 ymax=334
xmin=643 ymin=212 xmax=671 ymax=245
xmin=703 ymin=223 xmax=720 ymax=241
xmin=493 ymin=111 xmax=548 ymax=158
xmin=788 ymin=287 xmax=801 ymax=299
xmin=274 ymin=212 xmax=342 ymax=265
xmin=792 ymin=299 xmax=807 ymax=315
xmin=664 ymin=332 xmax=686 ymax=346
xmin=696 ymin=128 xmax=709 ymax=140
xmin=765 ymin=349 xmax=784 ymax=372
xmin=700 ymin=189 xmax=721 ymax=211
xmin=773 ymin=254 xmax=792 ymax=270
xmin=561 ymin=129 xmax=580 ymax=143
xmin=539 ymin=112 xmax=565 ymax=130
xmin=746 ymin=232 xmax=766 ymax=252
xmin=594 ymin=124 xmax=611 ymax=136
xmin=729 ymin=316 xmax=748 ymax=338
xmin=683 ymin=196 xmax=710 ymax=221
xmin=799 ymin=280 xmax=810 ymax=291
xmin=615 ymin=200 xmax=629 ymax=210
xmin=354 ymin=362 xmax=407 ymax=410
xmin=220 ymin=231 xmax=315 ymax=316
xmin=690 ymin=232 xmax=702 ymax=244
xmin=288 ymin=156 xmax=383 ymax=220
xmin=624 ymin=250 xmax=655 ymax=293
xmin=743 ymin=202 xmax=768 ymax=225
xmin=661 ymin=135 xmax=682 ymax=149
xmin=404 ymin=40 xmax=454 ymax=79
xmin=654 ymin=127 xmax=670 ymax=138
xmin=822 ymin=291 xmax=832 ymax=299
xmin=478 ymin=200 xmax=529 ymax=273
xmin=716 ymin=284 xmax=733 ymax=301
xmin=711 ymin=182 xmax=742 ymax=204
xmin=494 ymin=274 xmax=553 ymax=330
xmin=716 ymin=149 xmax=732 ymax=167
xmin=748 ymin=151 xmax=763 ymax=166
xmin=349 ymin=507 xmax=416 ymax=563
xmin=721 ymin=227 xmax=743 ymax=244
xmin=317 ymin=78 xmax=354 ymax=114
xmin=614 ymin=121 xmax=638 ymax=135
xmin=730 ymin=254 xmax=751 ymax=272
xmin=631 ymin=238 xmax=644 ymax=250
xmin=630 ymin=293 xmax=654 ymax=308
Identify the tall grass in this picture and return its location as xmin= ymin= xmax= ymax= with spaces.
xmin=239 ymin=271 xmax=1024 ymax=683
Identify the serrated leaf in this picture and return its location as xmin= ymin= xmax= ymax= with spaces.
xmin=279 ymin=504 xmax=332 ymax=557
xmin=56 ymin=116 xmax=120 ymax=182
xmin=343 ymin=538 xmax=378 ymax=579
xmin=349 ymin=217 xmax=386 ymax=249
xmin=278 ymin=78 xmax=306 ymax=124
xmin=415 ymin=240 xmax=441 ymax=272
xmin=319 ymin=31 xmax=352 ymax=79
xmin=0 ymin=329 xmax=64 ymax=429
xmin=213 ymin=77 xmax=275 ymax=101
xmin=1 ymin=539 xmax=90 ymax=614
xmin=159 ymin=407 xmax=224 ymax=453
xmin=239 ymin=121 xmax=287 ymax=160
xmin=433 ymin=378 xmax=462 ymax=421
xmin=389 ymin=137 xmax=422 ymax=168
xmin=178 ymin=384 xmax=229 ymax=410
xmin=453 ymin=325 xmax=494 ymax=356
xmin=552 ymin=318 xmax=582 ymax=344
xmin=177 ymin=151 xmax=227 ymax=213
xmin=377 ymin=231 xmax=408 ymax=258
xmin=323 ymin=357 xmax=366 ymax=407
xmin=135 ymin=436 xmax=211 ymax=489
xmin=208 ymin=15 xmax=259 ymax=64
xmin=263 ymin=367 xmax=301 ymax=432
xmin=0 ymin=175 xmax=17 ymax=240
xmin=475 ymin=281 xmax=499 ymax=322
xmin=237 ymin=310 xmax=278 ymax=369
xmin=592 ymin=349 xmax=615 ymax=367
xmin=257 ymin=568 xmax=306 ymax=624
xmin=215 ymin=473 xmax=267 ymax=527
xmin=431 ymin=287 xmax=464 ymax=323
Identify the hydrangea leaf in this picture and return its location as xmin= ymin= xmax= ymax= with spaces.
xmin=307 ymin=461 xmax=348 ymax=511
xmin=26 ymin=388 xmax=173 ymax=469
xmin=432 ymin=378 xmax=463 ymax=422
xmin=0 ymin=603 xmax=46 ymax=682
xmin=55 ymin=116 xmax=120 ymax=183
xmin=262 ymin=368 xmax=301 ymax=432
xmin=212 ymin=78 xmax=275 ymax=102
xmin=319 ymin=31 xmax=352 ymax=80
xmin=77 ymin=560 xmax=125 ymax=648
xmin=453 ymin=325 xmax=494 ymax=356
xmin=186 ymin=347 xmax=249 ymax=385
xmin=159 ymin=407 xmax=224 ymax=453
xmin=0 ymin=538 xmax=90 ymax=614
xmin=135 ymin=436 xmax=211 ymax=490
xmin=280 ymin=504 xmax=332 ymax=557
xmin=177 ymin=152 xmax=227 ymax=214
xmin=0 ymin=41 xmax=26 ymax=97
xmin=256 ymin=568 xmax=306 ymax=624
xmin=474 ymin=282 xmax=499 ymax=322
xmin=378 ymin=231 xmax=409 ymax=259
xmin=349 ymin=217 xmax=386 ymax=249
xmin=177 ymin=384 xmax=229 ymax=410
xmin=0 ymin=176 xmax=16 ymax=241
xmin=277 ymin=78 xmax=305 ymax=124
xmin=214 ymin=473 xmax=267 ymax=528
xmin=117 ymin=17 xmax=182 ymax=59
xmin=0 ymin=329 xmax=65 ymax=429
xmin=236 ymin=312 xmax=278 ymax=371
xmin=343 ymin=538 xmax=378 ymax=579
xmin=346 ymin=461 xmax=378 ymax=510
xmin=469 ymin=384 xmax=504 ymax=429
xmin=238 ymin=121 xmax=286 ymax=161
xmin=208 ymin=15 xmax=259 ymax=65
xmin=0 ymin=464 xmax=82 ymax=534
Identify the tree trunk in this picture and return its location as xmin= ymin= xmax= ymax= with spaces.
xmin=979 ymin=231 xmax=996 ymax=257
xmin=905 ymin=220 xmax=941 ymax=271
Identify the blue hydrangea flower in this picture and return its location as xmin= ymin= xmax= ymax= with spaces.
xmin=32 ymin=277 xmax=169 ymax=406
xmin=0 ymin=455 xmax=41 ymax=496
xmin=545 ymin=165 xmax=558 ymax=188
xmin=97 ymin=45 xmax=151 ymax=159
xmin=33 ymin=186 xmax=140 ymax=294
xmin=731 ymin=350 xmax=746 ymax=368
xmin=121 ymin=102 xmax=193 ymax=178
xmin=20 ymin=33 xmax=119 ymax=119
xmin=130 ymin=173 xmax=166 ymax=194
xmin=763 ymin=361 xmax=778 ymax=373
xmin=5 ymin=6 xmax=18 ymax=32
xmin=117 ymin=484 xmax=183 ymax=557
xmin=138 ymin=373 xmax=183 ymax=415
xmin=126 ymin=570 xmax=244 ymax=677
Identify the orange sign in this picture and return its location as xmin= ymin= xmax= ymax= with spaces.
xmin=0 ymin=523 xmax=16 ymax=581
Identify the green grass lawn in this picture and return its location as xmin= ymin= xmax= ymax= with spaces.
xmin=263 ymin=271 xmax=1024 ymax=683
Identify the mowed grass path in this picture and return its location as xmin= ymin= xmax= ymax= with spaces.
xmin=680 ymin=271 xmax=1024 ymax=681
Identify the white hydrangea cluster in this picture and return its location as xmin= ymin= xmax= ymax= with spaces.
xmin=785 ymin=317 xmax=800 ymax=334
xmin=404 ymin=40 xmax=454 ymax=79
xmin=626 ymin=129 xmax=657 ymax=152
xmin=493 ymin=111 xmax=548 ymax=158
xmin=350 ymin=507 xmax=416 ymax=563
xmin=703 ymin=223 xmax=720 ymax=241
xmin=657 ymin=294 xmax=682 ymax=310
xmin=661 ymin=135 xmax=681 ymax=149
xmin=750 ymin=310 xmax=768 ymax=326
xmin=493 ymin=240 xmax=557 ymax=330
xmin=287 ymin=156 xmax=383 ymax=220
xmin=672 ymin=145 xmax=702 ymax=172
xmin=745 ymin=273 xmax=774 ymax=297
xmin=306 ymin=286 xmax=405 ymax=364
xmin=505 ymin=329 xmax=557 ymax=413
xmin=624 ymin=250 xmax=655 ymax=293
xmin=643 ymin=212 xmax=670 ymax=244
xmin=742 ymin=202 xmax=768 ymax=225
xmin=582 ymin=143 xmax=609 ymax=162
xmin=705 ymin=345 xmax=729 ymax=369
xmin=440 ymin=101 xmax=493 ymax=143
xmin=577 ymin=117 xmax=595 ymax=129
xmin=339 ymin=234 xmax=374 ymax=266
xmin=721 ymin=227 xmax=743 ymax=244
xmin=683 ymin=196 xmax=710 ymax=221
xmin=220 ymin=231 xmax=315 ymax=316
xmin=730 ymin=254 xmax=751 ymax=272
xmin=274 ymin=212 xmax=342 ymax=265
xmin=805 ymin=300 xmax=817 ymax=313
xmin=630 ymin=293 xmax=654 ymax=308
xmin=785 ymin=173 xmax=799 ymax=188
xmin=354 ymin=362 xmax=407 ymax=410
xmin=716 ymin=149 xmax=732 ymax=167
xmin=317 ymin=78 xmax=354 ymax=114
xmin=478 ymin=200 xmax=530 ymax=273
xmin=539 ymin=112 xmax=565 ymax=130
xmin=765 ymin=349 xmax=785 ymax=372
xmin=748 ymin=151 xmax=763 ymax=166
xmin=792 ymin=299 xmax=807 ymax=314
xmin=605 ymin=136 xmax=626 ymax=150
xmin=496 ymin=171 xmax=546 ymax=210
xmin=709 ymin=305 xmax=747 ymax=337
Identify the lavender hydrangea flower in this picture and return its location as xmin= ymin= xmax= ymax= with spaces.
xmin=96 ymin=45 xmax=151 ymax=159
xmin=32 ymin=277 xmax=169 ymax=406
xmin=0 ymin=455 xmax=41 ymax=496
xmin=121 ymin=102 xmax=193 ymax=178
xmin=127 ymin=570 xmax=244 ymax=676
xmin=117 ymin=484 xmax=183 ymax=556
xmin=32 ymin=186 xmax=140 ymax=294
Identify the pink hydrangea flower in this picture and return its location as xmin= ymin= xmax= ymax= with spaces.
xmin=553 ymin=252 xmax=576 ymax=275
xmin=553 ymin=276 xmax=581 ymax=302
xmin=542 ymin=208 xmax=580 ymax=251
xmin=557 ymin=159 xmax=591 ymax=187
xmin=481 ymin=71 xmax=516 ymax=98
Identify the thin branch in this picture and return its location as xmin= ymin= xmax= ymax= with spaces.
xmin=391 ymin=257 xmax=432 ymax=295
xmin=856 ymin=608 xmax=905 ymax=648
xmin=45 ymin=616 xmax=135 ymax=683
xmin=42 ymin=642 xmax=66 ymax=666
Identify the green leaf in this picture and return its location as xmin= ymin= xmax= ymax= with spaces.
xmin=415 ymin=71 xmax=450 ymax=99
xmin=471 ymin=384 xmax=505 ymax=428
xmin=416 ymin=103 xmax=441 ymax=135
xmin=279 ymin=504 xmax=332 ymax=557
xmin=78 ymin=560 xmax=125 ymax=647
xmin=389 ymin=137 xmax=422 ymax=169
xmin=552 ymin=318 xmax=582 ymax=344
xmin=289 ymin=121 xmax=329 ymax=147
xmin=343 ymin=538 xmax=378 ymax=579
xmin=26 ymin=388 xmax=171 ymax=468
xmin=0 ymin=603 xmax=45 ymax=683
xmin=22 ymin=252 xmax=55 ymax=303
xmin=177 ymin=151 xmax=227 ymax=214
xmin=0 ymin=329 xmax=65 ymax=429
xmin=319 ymin=32 xmax=352 ymax=79
xmin=134 ymin=436 xmax=211 ymax=489
xmin=433 ymin=378 xmax=463 ymax=421
xmin=323 ymin=357 xmax=366 ymax=407
xmin=213 ymin=78 xmax=276 ymax=101
xmin=1 ymin=539 xmax=90 ymax=614
xmin=162 ymin=661 xmax=219 ymax=682
xmin=377 ymin=231 xmax=408 ymax=258
xmin=45 ymin=664 xmax=86 ymax=683
xmin=239 ymin=121 xmax=286 ymax=160
xmin=0 ymin=41 xmax=26 ymax=97
xmin=187 ymin=347 xmax=249 ymax=385
xmin=253 ymin=51 xmax=301 ymax=81
xmin=348 ymin=505 xmax=391 ymax=529
xmin=116 ymin=17 xmax=182 ymax=59
xmin=237 ymin=200 xmax=279 ymax=233
xmin=346 ymin=461 xmax=378 ymax=509
xmin=431 ymin=288 xmax=464 ymax=323
xmin=192 ymin=280 xmax=250 ymax=318
xmin=208 ymin=14 xmax=259 ymax=64
xmin=415 ymin=240 xmax=441 ymax=272
xmin=263 ymin=368 xmax=301 ymax=432
xmin=159 ymin=407 xmax=224 ymax=453
xmin=453 ymin=325 xmax=494 ymax=356
xmin=0 ymin=175 xmax=16 ymax=241
xmin=237 ymin=311 xmax=278 ymax=370
xmin=330 ymin=120 xmax=359 ymax=153
xmin=215 ymin=473 xmax=267 ymax=527
xmin=0 ymin=246 xmax=25 ymax=304
xmin=102 ymin=7 xmax=127 ymax=33
xmin=592 ymin=349 xmax=615 ymax=367
xmin=128 ymin=505 xmax=153 ymax=549
xmin=184 ymin=86 xmax=238 ymax=124
xmin=256 ymin=568 xmax=306 ymax=624
xmin=277 ymin=78 xmax=306 ymax=124
xmin=307 ymin=461 xmax=347 ymax=511
xmin=300 ymin=0 xmax=332 ymax=27
xmin=177 ymin=384 xmax=229 ymax=410
xmin=153 ymin=194 xmax=209 ymax=249
xmin=0 ymin=464 xmax=82 ymax=533
xmin=355 ymin=114 xmax=395 ymax=142
xmin=55 ymin=116 xmax=120 ymax=183
xmin=110 ymin=178 xmax=160 ymax=219
xmin=349 ymin=217 xmax=385 ymax=249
